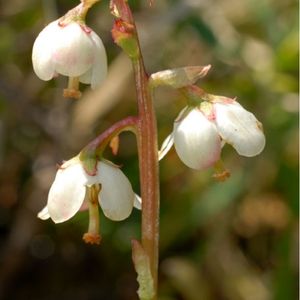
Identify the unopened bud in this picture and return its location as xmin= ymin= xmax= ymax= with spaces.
xmin=150 ymin=65 xmax=211 ymax=89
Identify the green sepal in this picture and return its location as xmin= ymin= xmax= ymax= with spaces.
xmin=79 ymin=148 xmax=98 ymax=176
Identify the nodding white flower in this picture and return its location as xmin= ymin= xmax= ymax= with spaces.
xmin=38 ymin=157 xmax=140 ymax=224
xmin=32 ymin=19 xmax=107 ymax=95
xmin=159 ymin=98 xmax=265 ymax=171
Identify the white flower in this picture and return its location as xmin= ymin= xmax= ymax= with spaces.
xmin=159 ymin=98 xmax=265 ymax=170
xmin=32 ymin=20 xmax=107 ymax=90
xmin=38 ymin=157 xmax=140 ymax=224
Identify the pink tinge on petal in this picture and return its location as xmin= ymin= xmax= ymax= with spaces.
xmin=79 ymin=200 xmax=89 ymax=211
xmin=204 ymin=105 xmax=216 ymax=121
xmin=80 ymin=24 xmax=92 ymax=34
xmin=52 ymin=22 xmax=95 ymax=77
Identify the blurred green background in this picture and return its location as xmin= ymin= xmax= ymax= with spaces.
xmin=0 ymin=0 xmax=298 ymax=299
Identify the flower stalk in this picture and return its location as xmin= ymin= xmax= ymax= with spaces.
xmin=80 ymin=116 xmax=138 ymax=175
xmin=110 ymin=0 xmax=160 ymax=298
xmin=134 ymin=57 xmax=160 ymax=299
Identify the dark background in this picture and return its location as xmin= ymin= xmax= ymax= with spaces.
xmin=0 ymin=0 xmax=298 ymax=299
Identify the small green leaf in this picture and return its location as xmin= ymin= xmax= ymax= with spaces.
xmin=131 ymin=240 xmax=155 ymax=300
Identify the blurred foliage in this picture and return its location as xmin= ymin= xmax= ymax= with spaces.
xmin=0 ymin=0 xmax=298 ymax=299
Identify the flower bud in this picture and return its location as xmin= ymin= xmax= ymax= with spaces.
xmin=150 ymin=65 xmax=211 ymax=89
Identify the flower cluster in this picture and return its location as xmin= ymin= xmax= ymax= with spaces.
xmin=33 ymin=1 xmax=266 ymax=248
xmin=159 ymin=95 xmax=265 ymax=177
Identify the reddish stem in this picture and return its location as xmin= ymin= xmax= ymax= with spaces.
xmin=80 ymin=116 xmax=138 ymax=174
xmin=109 ymin=1 xmax=160 ymax=297
xmin=84 ymin=116 xmax=138 ymax=152
xmin=133 ymin=54 xmax=160 ymax=299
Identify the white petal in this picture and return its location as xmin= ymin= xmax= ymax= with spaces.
xmin=79 ymin=67 xmax=92 ymax=84
xmin=214 ymin=102 xmax=266 ymax=157
xmin=96 ymin=162 xmax=134 ymax=221
xmin=88 ymin=31 xmax=107 ymax=89
xmin=37 ymin=206 xmax=50 ymax=220
xmin=52 ymin=22 xmax=95 ymax=77
xmin=47 ymin=162 xmax=89 ymax=223
xmin=32 ymin=21 xmax=57 ymax=80
xmin=79 ymin=31 xmax=107 ymax=88
xmin=173 ymin=108 xmax=221 ymax=170
xmin=133 ymin=194 xmax=142 ymax=210
xmin=158 ymin=133 xmax=174 ymax=161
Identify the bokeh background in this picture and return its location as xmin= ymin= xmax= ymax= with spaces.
xmin=0 ymin=0 xmax=298 ymax=299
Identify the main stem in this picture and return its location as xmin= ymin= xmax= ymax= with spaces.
xmin=133 ymin=57 xmax=160 ymax=298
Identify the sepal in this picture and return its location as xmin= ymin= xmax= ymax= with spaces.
xmin=79 ymin=148 xmax=98 ymax=176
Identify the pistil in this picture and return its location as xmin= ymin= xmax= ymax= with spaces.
xmin=83 ymin=184 xmax=101 ymax=244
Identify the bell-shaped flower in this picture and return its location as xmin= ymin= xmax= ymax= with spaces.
xmin=159 ymin=97 xmax=265 ymax=172
xmin=32 ymin=19 xmax=107 ymax=98
xmin=38 ymin=157 xmax=141 ymax=244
